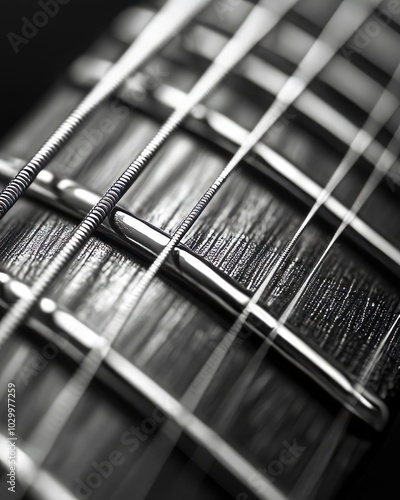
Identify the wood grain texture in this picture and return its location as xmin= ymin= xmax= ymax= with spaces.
xmin=6 ymin=85 xmax=396 ymax=398
xmin=0 ymin=199 xmax=366 ymax=499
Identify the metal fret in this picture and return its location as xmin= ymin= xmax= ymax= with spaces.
xmin=113 ymin=5 xmax=399 ymax=131
xmin=71 ymin=50 xmax=397 ymax=172
xmin=0 ymin=157 xmax=388 ymax=430
xmin=258 ymin=21 xmax=398 ymax=113
xmin=0 ymin=274 xmax=286 ymax=500
xmin=149 ymin=85 xmax=400 ymax=273
xmin=61 ymin=57 xmax=400 ymax=273
xmin=290 ymin=1 xmax=400 ymax=80
xmin=183 ymin=25 xmax=399 ymax=138
xmin=0 ymin=2 xmax=396 ymax=497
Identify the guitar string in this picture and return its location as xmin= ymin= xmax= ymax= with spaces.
xmin=111 ymin=60 xmax=400 ymax=500
xmin=0 ymin=1 xmax=300 ymax=497
xmin=0 ymin=0 xmax=295 ymax=346
xmin=0 ymin=0 xmax=213 ymax=221
xmin=291 ymin=312 xmax=400 ymax=500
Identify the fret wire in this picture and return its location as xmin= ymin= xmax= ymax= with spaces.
xmin=207 ymin=118 xmax=400 ymax=441
xmin=64 ymin=58 xmax=400 ymax=272
xmin=71 ymin=51 xmax=398 ymax=181
xmin=260 ymin=20 xmax=398 ymax=113
xmin=291 ymin=313 xmax=400 ymax=500
xmin=2 ymin=91 xmax=400 ymax=273
xmin=185 ymin=28 xmax=399 ymax=148
xmin=0 ymin=187 xmax=387 ymax=429
xmin=0 ymin=2 xmax=299 ymax=496
xmin=0 ymin=0 xmax=212 ymax=221
xmin=195 ymin=63 xmax=400 ymax=432
xmin=0 ymin=0 xmax=386 ymax=497
xmin=0 ymin=266 xmax=386 ymax=498
xmin=178 ymin=22 xmax=397 ymax=129
xmin=66 ymin=2 xmax=384 ymax=498
xmin=0 ymin=272 xmax=388 ymax=499
xmin=293 ymin=15 xmax=400 ymax=83
xmin=118 ymin=2 xmax=398 ymax=109
xmin=0 ymin=278 xmax=286 ymax=500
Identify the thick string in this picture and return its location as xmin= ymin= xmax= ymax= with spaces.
xmin=0 ymin=0 xmax=212 ymax=221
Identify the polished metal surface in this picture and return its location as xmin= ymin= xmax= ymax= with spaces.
xmin=0 ymin=156 xmax=388 ymax=430
xmin=67 ymin=60 xmax=400 ymax=276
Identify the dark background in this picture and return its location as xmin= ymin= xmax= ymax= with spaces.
xmin=0 ymin=0 xmax=133 ymax=139
xmin=0 ymin=2 xmax=399 ymax=499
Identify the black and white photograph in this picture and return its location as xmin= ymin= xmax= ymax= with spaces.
xmin=0 ymin=1 xmax=399 ymax=499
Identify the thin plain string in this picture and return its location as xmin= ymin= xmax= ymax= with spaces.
xmin=291 ymin=312 xmax=400 ymax=500
xmin=267 ymin=121 xmax=400 ymax=354
xmin=207 ymin=118 xmax=400 ymax=438
xmin=0 ymin=0 xmax=213 ymax=221
xmin=204 ymin=120 xmax=400 ymax=499
xmin=201 ymin=67 xmax=400 ymax=432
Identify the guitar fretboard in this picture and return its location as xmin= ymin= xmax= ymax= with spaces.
xmin=0 ymin=1 xmax=399 ymax=500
